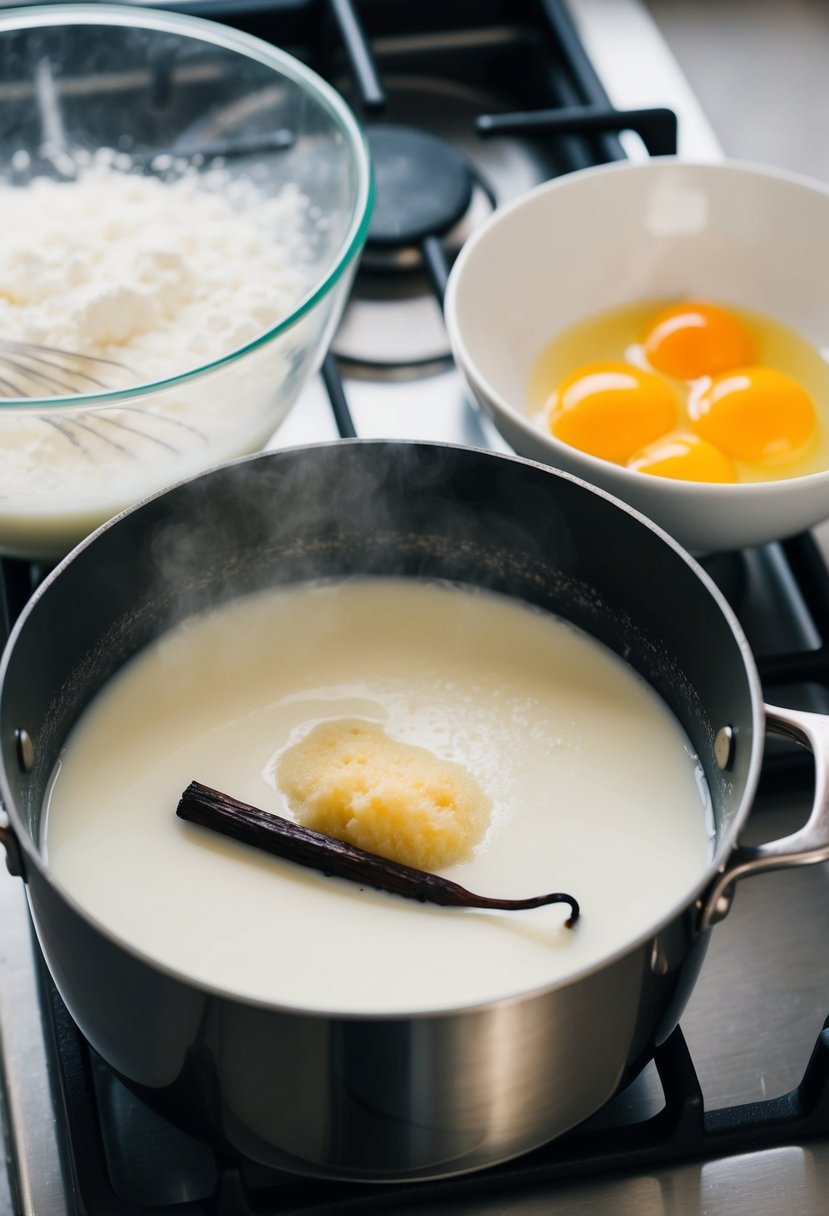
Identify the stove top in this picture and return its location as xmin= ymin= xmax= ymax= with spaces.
xmin=2 ymin=3 xmax=829 ymax=1214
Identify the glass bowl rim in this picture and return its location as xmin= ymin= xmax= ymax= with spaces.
xmin=0 ymin=2 xmax=374 ymax=411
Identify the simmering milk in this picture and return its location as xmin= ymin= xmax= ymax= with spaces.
xmin=43 ymin=578 xmax=714 ymax=1015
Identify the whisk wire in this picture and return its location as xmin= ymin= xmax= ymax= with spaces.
xmin=0 ymin=338 xmax=124 ymax=395
xmin=0 ymin=338 xmax=208 ymax=459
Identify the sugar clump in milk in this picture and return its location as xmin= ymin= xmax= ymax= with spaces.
xmin=277 ymin=717 xmax=492 ymax=868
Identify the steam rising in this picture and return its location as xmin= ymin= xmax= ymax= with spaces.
xmin=19 ymin=442 xmax=744 ymax=854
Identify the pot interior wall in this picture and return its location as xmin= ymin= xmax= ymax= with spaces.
xmin=0 ymin=441 xmax=756 ymax=864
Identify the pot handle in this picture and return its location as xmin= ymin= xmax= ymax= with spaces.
xmin=0 ymin=812 xmax=25 ymax=879
xmin=699 ymin=702 xmax=829 ymax=930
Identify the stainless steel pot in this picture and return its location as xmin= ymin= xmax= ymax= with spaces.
xmin=1 ymin=439 xmax=829 ymax=1183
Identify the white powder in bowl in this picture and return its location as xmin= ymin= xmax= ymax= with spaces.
xmin=0 ymin=158 xmax=311 ymax=385
xmin=0 ymin=156 xmax=345 ymax=559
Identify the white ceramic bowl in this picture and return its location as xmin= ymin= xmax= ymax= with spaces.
xmin=444 ymin=158 xmax=829 ymax=553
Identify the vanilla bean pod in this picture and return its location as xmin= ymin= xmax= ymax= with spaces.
xmin=177 ymin=780 xmax=580 ymax=925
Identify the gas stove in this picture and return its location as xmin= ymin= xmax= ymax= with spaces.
xmin=3 ymin=3 xmax=829 ymax=1214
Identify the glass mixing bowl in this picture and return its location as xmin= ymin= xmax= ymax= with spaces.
xmin=0 ymin=4 xmax=372 ymax=560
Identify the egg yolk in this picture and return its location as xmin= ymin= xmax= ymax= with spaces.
xmin=642 ymin=301 xmax=756 ymax=380
xmin=628 ymin=433 xmax=737 ymax=483
xmin=547 ymin=361 xmax=677 ymax=463
xmin=689 ymin=366 xmax=816 ymax=462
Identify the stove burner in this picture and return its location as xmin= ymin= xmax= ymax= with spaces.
xmin=365 ymin=123 xmax=474 ymax=248
xmin=332 ymin=74 xmax=555 ymax=376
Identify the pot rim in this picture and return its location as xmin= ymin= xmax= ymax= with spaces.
xmin=0 ymin=438 xmax=767 ymax=1021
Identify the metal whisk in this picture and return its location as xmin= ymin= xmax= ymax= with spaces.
xmin=0 ymin=338 xmax=208 ymax=458
xmin=0 ymin=337 xmax=130 ymax=398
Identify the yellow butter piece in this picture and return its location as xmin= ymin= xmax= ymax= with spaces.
xmin=276 ymin=719 xmax=490 ymax=869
